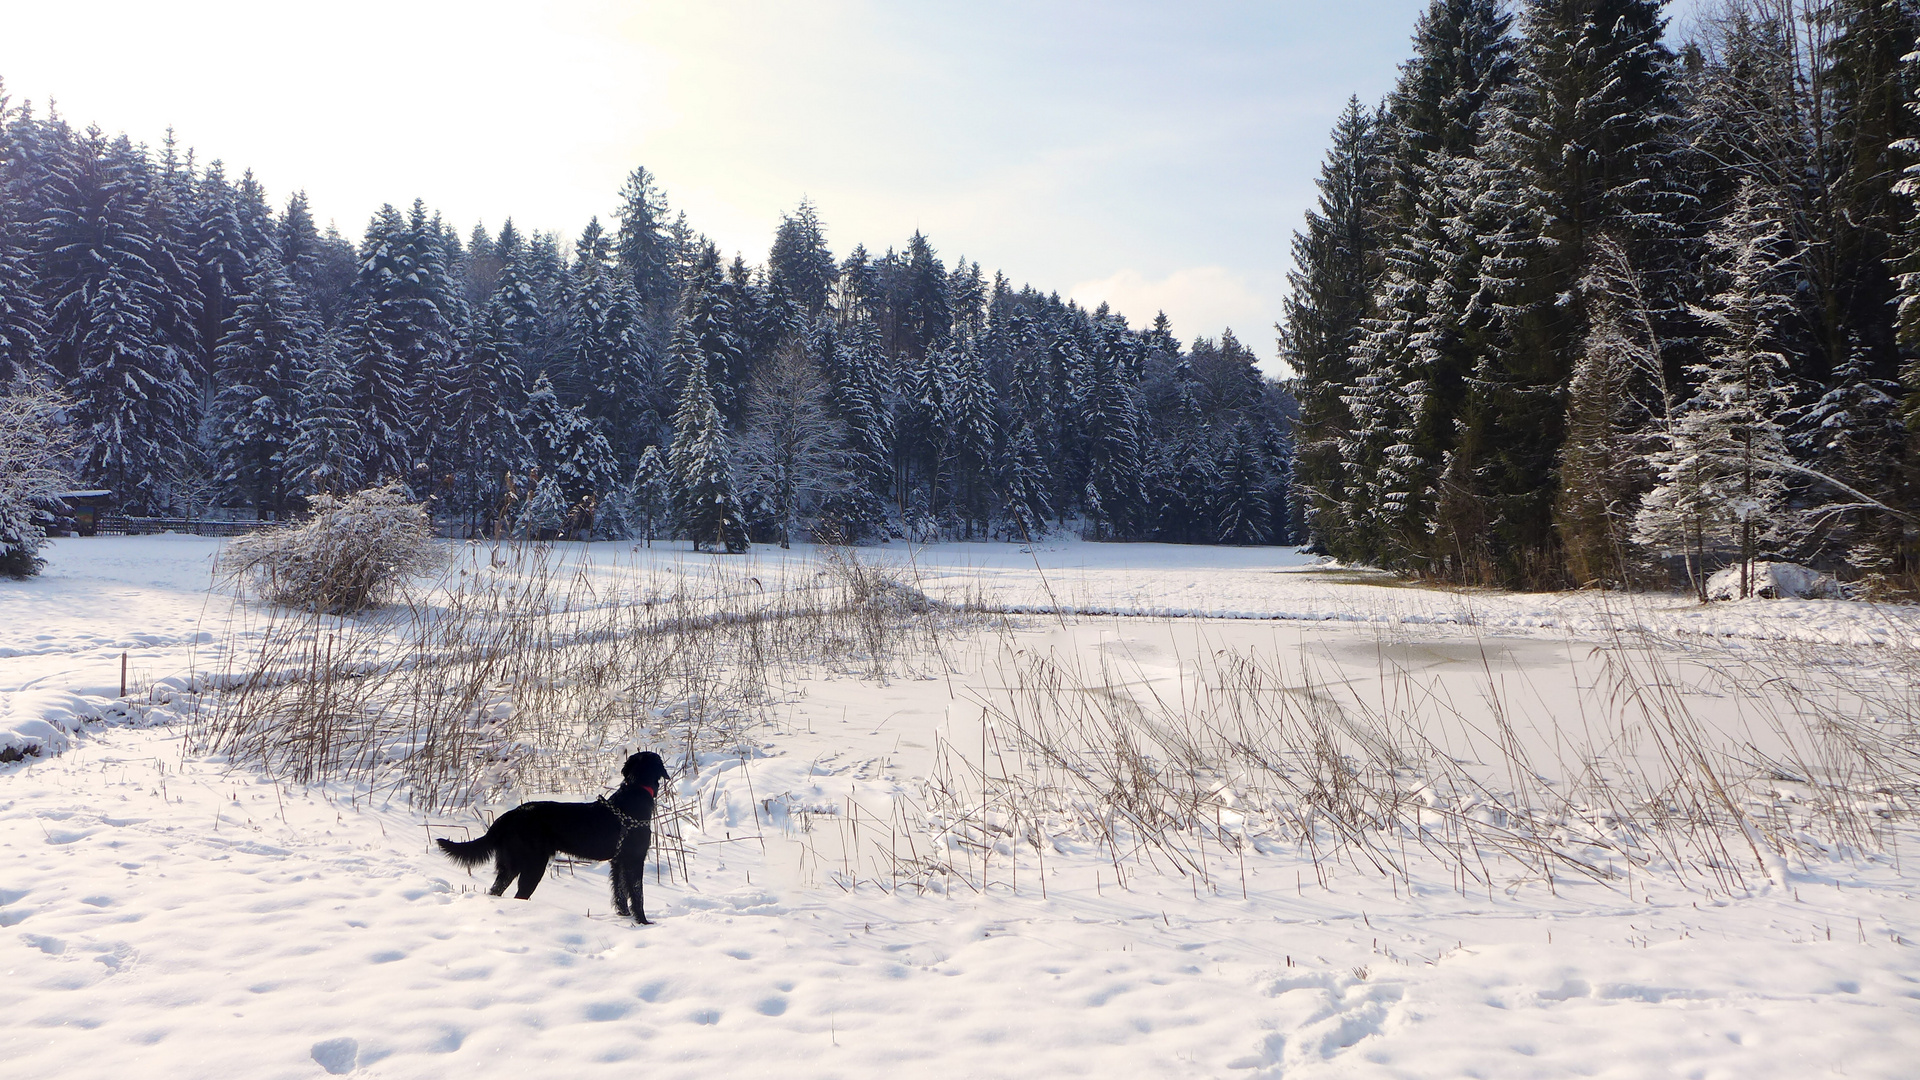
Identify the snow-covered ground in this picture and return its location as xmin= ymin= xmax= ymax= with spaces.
xmin=5 ymin=535 xmax=1920 ymax=1078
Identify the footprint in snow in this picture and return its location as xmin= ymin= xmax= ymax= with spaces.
xmin=310 ymin=1037 xmax=358 ymax=1075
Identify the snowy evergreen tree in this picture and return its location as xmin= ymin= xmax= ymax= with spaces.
xmin=0 ymin=381 xmax=78 ymax=578
xmin=946 ymin=333 xmax=997 ymax=538
xmin=448 ymin=274 xmax=532 ymax=535
xmin=816 ymin=313 xmax=894 ymax=540
xmin=522 ymin=372 xmax=617 ymax=536
xmin=1468 ymin=0 xmax=1687 ymax=586
xmin=566 ymin=217 xmax=656 ymax=468
xmin=617 ymin=444 xmax=671 ymax=545
xmin=516 ymin=471 xmax=568 ymax=540
xmin=1079 ymin=322 xmax=1146 ymax=539
xmin=767 ymin=199 xmax=836 ymax=320
xmin=288 ymin=329 xmax=362 ymax=496
xmin=212 ymin=251 xmax=317 ymax=518
xmin=0 ymin=83 xmax=46 ymax=385
xmin=674 ymin=243 xmax=748 ymax=421
xmin=997 ymin=422 xmax=1054 ymax=542
xmin=667 ymin=325 xmax=746 ymax=552
xmin=1637 ymin=180 xmax=1796 ymax=598
xmin=38 ymin=130 xmax=198 ymax=512
xmin=1791 ymin=336 xmax=1908 ymax=576
xmin=614 ymin=166 xmax=681 ymax=349
xmin=1214 ymin=423 xmax=1272 ymax=545
xmin=1282 ymin=98 xmax=1384 ymax=557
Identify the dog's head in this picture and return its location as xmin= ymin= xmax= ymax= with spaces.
xmin=622 ymin=751 xmax=669 ymax=793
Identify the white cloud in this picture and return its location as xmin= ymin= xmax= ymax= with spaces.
xmin=1068 ymin=266 xmax=1281 ymax=372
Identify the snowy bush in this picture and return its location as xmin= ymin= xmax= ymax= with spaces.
xmin=0 ymin=382 xmax=80 ymax=580
xmin=1706 ymin=561 xmax=1841 ymax=601
xmin=222 ymin=484 xmax=444 ymax=613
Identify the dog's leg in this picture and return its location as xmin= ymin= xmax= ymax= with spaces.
xmin=609 ymin=859 xmax=631 ymax=918
xmin=513 ymin=857 xmax=549 ymax=900
xmin=629 ymin=828 xmax=652 ymax=924
xmin=488 ymin=859 xmax=515 ymax=897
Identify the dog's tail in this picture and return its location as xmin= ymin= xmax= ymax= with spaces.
xmin=436 ymin=834 xmax=496 ymax=868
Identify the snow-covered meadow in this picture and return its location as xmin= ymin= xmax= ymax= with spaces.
xmin=5 ymin=535 xmax=1920 ymax=1078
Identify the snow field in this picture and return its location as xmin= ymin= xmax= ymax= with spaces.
xmin=5 ymin=534 xmax=1920 ymax=1077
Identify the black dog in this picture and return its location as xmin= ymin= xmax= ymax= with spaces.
xmin=437 ymin=751 xmax=670 ymax=923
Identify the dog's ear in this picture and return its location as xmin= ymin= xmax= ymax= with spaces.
xmin=639 ymin=751 xmax=668 ymax=784
xmin=622 ymin=752 xmax=647 ymax=781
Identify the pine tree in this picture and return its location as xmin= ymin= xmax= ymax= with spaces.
xmin=344 ymin=202 xmax=461 ymax=491
xmin=900 ymin=231 xmax=950 ymax=361
xmin=449 ymin=275 xmax=532 ymax=535
xmin=516 ymin=471 xmax=568 ymax=540
xmin=674 ymin=243 xmax=747 ymax=421
xmin=1215 ymin=423 xmax=1272 ymax=545
xmin=625 ymin=444 xmax=670 ymax=544
xmin=1349 ymin=0 xmax=1514 ymax=571
xmin=1792 ymin=336 xmax=1907 ymax=575
xmin=946 ymin=333 xmax=997 ymax=538
xmin=192 ymin=162 xmax=254 ymax=381
xmin=818 ymin=314 xmax=894 ymax=539
xmin=998 ymin=422 xmax=1054 ymax=542
xmin=736 ymin=341 xmax=855 ymax=547
xmin=279 ymin=192 xmax=355 ymax=327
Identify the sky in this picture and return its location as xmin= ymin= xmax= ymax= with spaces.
xmin=0 ymin=1 xmax=1709 ymax=373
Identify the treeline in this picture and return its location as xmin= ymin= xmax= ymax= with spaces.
xmin=1283 ymin=0 xmax=1920 ymax=592
xmin=0 ymin=84 xmax=1295 ymax=549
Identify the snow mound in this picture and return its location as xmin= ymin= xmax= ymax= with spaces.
xmin=1706 ymin=561 xmax=1841 ymax=601
xmin=0 ymin=688 xmax=115 ymax=760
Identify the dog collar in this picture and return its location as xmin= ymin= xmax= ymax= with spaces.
xmin=640 ymin=784 xmax=656 ymax=798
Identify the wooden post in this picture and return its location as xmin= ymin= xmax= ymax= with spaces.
xmin=120 ymin=651 xmax=128 ymax=697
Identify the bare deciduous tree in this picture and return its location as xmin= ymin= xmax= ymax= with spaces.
xmin=736 ymin=341 xmax=858 ymax=547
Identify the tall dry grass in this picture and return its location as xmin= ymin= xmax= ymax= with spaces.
xmin=889 ymin=623 xmax=1920 ymax=900
xmin=192 ymin=542 xmax=955 ymax=817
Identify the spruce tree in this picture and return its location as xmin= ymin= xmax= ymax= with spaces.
xmin=567 ymin=218 xmax=656 ymax=469
xmin=38 ymin=130 xmax=197 ymax=511
xmin=767 ymin=199 xmax=836 ymax=320
xmin=667 ymin=323 xmax=746 ymax=552
xmin=288 ymin=329 xmax=363 ymax=495
xmin=0 ymin=82 xmax=46 ymax=384
xmin=1281 ymin=98 xmax=1385 ymax=557
xmin=1469 ymin=0 xmax=1686 ymax=586
xmin=1637 ymin=180 xmax=1796 ymax=598
xmin=213 ymin=251 xmax=317 ymax=518
xmin=1079 ymin=322 xmax=1146 ymax=539
xmin=522 ymin=372 xmax=617 ymax=535
xmin=614 ymin=166 xmax=681 ymax=347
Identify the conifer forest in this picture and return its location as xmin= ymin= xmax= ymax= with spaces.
xmin=10 ymin=0 xmax=1920 ymax=595
xmin=0 ymin=89 xmax=1292 ymax=555
xmin=1286 ymin=0 xmax=1920 ymax=592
